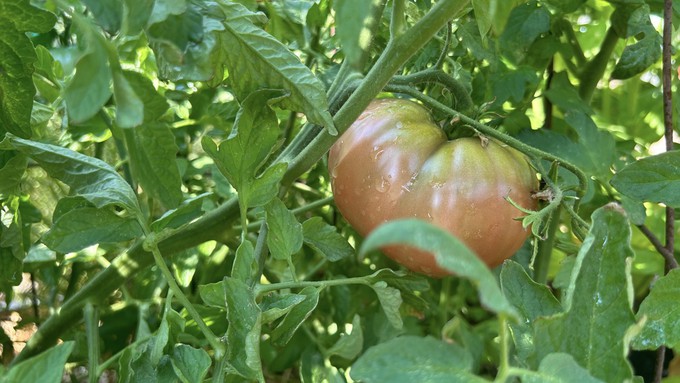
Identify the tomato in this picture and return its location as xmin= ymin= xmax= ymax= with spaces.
xmin=328 ymin=98 xmax=538 ymax=277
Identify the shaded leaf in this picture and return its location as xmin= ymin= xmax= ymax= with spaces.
xmin=202 ymin=89 xmax=286 ymax=209
xmin=611 ymin=4 xmax=661 ymax=79
xmin=611 ymin=151 xmax=680 ymax=208
xmin=170 ymin=344 xmax=211 ymax=383
xmin=2 ymin=135 xmax=140 ymax=213
xmin=499 ymin=1 xmax=551 ymax=64
xmin=42 ymin=207 xmax=143 ymax=253
xmin=633 ymin=269 xmax=680 ymax=349
xmin=333 ymin=0 xmax=375 ymax=67
xmin=215 ymin=1 xmax=335 ymax=131
xmin=302 ymin=217 xmax=354 ymax=262
xmin=350 ymin=336 xmax=485 ymax=383
xmin=517 ymin=353 xmax=605 ymax=383
xmin=224 ymin=277 xmax=264 ymax=381
xmin=124 ymin=123 xmax=182 ymax=209
xmin=0 ymin=0 xmax=55 ymax=137
xmin=370 ymin=281 xmax=403 ymax=330
xmin=327 ymin=315 xmax=363 ymax=361
xmin=260 ymin=293 xmax=307 ymax=324
xmin=151 ymin=193 xmax=211 ymax=232
xmin=534 ymin=204 xmax=636 ymax=382
xmin=0 ymin=341 xmax=74 ymax=383
xmin=271 ymin=286 xmax=320 ymax=346
xmin=265 ymin=198 xmax=303 ymax=261
xmin=359 ymin=219 xmax=516 ymax=317
xmin=112 ymin=69 xmax=144 ymax=128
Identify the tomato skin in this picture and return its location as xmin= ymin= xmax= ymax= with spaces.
xmin=328 ymin=98 xmax=538 ymax=277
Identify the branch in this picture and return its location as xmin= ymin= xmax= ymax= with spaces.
xmin=636 ymin=224 xmax=678 ymax=270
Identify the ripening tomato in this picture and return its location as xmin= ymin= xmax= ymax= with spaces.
xmin=328 ymin=98 xmax=538 ymax=277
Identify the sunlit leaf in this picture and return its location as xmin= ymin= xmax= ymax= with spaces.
xmin=534 ymin=204 xmax=636 ymax=382
xmin=359 ymin=219 xmax=517 ymax=317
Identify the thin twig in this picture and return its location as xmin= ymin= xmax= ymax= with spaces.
xmin=637 ymin=225 xmax=678 ymax=270
xmin=654 ymin=1 xmax=676 ymax=380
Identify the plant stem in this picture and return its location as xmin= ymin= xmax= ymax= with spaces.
xmin=533 ymin=206 xmax=561 ymax=284
xmin=84 ymin=303 xmax=100 ymax=383
xmin=494 ymin=314 xmax=511 ymax=383
xmin=145 ymin=237 xmax=225 ymax=356
xmin=653 ymin=1 xmax=677 ymax=379
xmin=390 ymin=0 xmax=406 ymax=37
xmin=255 ymin=275 xmax=370 ymax=297
xmin=578 ymin=26 xmax=619 ymax=102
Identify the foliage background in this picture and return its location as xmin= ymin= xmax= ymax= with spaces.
xmin=0 ymin=0 xmax=679 ymax=382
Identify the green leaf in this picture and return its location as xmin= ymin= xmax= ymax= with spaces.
xmin=124 ymin=123 xmax=182 ymax=209
xmin=632 ymin=269 xmax=680 ymax=349
xmin=171 ymin=250 xmax=198 ymax=288
xmin=611 ymin=4 xmax=662 ymax=79
xmin=499 ymin=1 xmax=551 ymax=64
xmin=112 ymin=69 xmax=144 ymax=128
xmin=350 ymin=336 xmax=485 ymax=383
xmin=271 ymin=286 xmax=320 ymax=346
xmin=520 ymin=73 xmax=616 ymax=180
xmin=82 ymin=0 xmax=123 ymax=33
xmin=123 ymin=70 xmax=170 ymax=123
xmin=501 ymin=260 xmax=562 ymax=366
xmin=327 ymin=314 xmax=363 ymax=361
xmin=370 ymin=281 xmax=403 ymax=330
xmin=224 ymin=277 xmax=264 ymax=381
xmin=265 ymin=198 xmax=303 ymax=261
xmin=2 ymin=135 xmax=140 ymax=213
xmin=231 ymin=241 xmax=257 ymax=284
xmin=150 ymin=193 xmax=211 ymax=232
xmin=611 ymin=151 xmax=680 ymax=208
xmin=249 ymin=163 xmax=288 ymax=207
xmin=123 ymin=0 xmax=155 ymax=35
xmin=359 ymin=219 xmax=517 ymax=318
xmin=202 ymin=89 xmax=286 ymax=209
xmin=534 ymin=204 xmax=636 ymax=382
xmin=472 ymin=0 xmax=524 ymax=37
xmin=302 ymin=217 xmax=354 ymax=262
xmin=42 ymin=206 xmax=143 ymax=253
xmin=0 ymin=341 xmax=74 ymax=383
xmin=170 ymin=344 xmax=211 ymax=383
xmin=0 ymin=1 xmax=55 ymax=137
xmin=215 ymin=1 xmax=335 ymax=131
xmin=517 ymin=353 xmax=605 ymax=383
xmin=0 ymin=153 xmax=27 ymax=195
xmin=259 ymin=293 xmax=307 ymax=324
xmin=64 ymin=16 xmax=113 ymax=123
xmin=332 ymin=0 xmax=375 ymax=67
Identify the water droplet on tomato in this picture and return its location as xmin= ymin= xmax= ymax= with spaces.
xmin=375 ymin=176 xmax=390 ymax=193
xmin=396 ymin=122 xmax=403 ymax=129
xmin=373 ymin=148 xmax=384 ymax=160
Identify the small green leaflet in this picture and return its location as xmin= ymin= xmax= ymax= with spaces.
xmin=0 ymin=341 xmax=74 ymax=383
xmin=265 ymin=198 xmax=303 ymax=261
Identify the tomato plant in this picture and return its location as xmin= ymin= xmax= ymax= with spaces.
xmin=329 ymin=98 xmax=538 ymax=276
xmin=1 ymin=0 xmax=679 ymax=382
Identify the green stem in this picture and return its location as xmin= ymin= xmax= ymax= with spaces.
xmin=84 ymin=303 xmax=100 ymax=383
xmin=255 ymin=276 xmax=370 ymax=297
xmin=145 ymin=237 xmax=225 ymax=356
xmin=392 ymin=69 xmax=474 ymax=114
xmin=578 ymin=26 xmax=619 ymax=102
xmin=238 ymin=196 xmax=334 ymax=232
xmin=390 ymin=0 xmax=406 ymax=37
xmin=494 ymin=314 xmax=511 ymax=383
xmin=533 ymin=206 xmax=561 ymax=284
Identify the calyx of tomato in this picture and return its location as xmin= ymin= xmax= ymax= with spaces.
xmin=328 ymin=98 xmax=538 ymax=277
